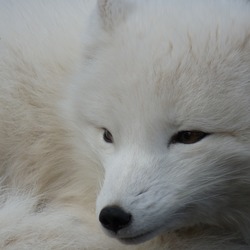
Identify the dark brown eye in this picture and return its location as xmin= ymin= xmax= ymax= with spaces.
xmin=103 ymin=128 xmax=113 ymax=143
xmin=170 ymin=131 xmax=210 ymax=145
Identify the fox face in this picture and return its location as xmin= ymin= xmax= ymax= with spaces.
xmin=67 ymin=0 xmax=250 ymax=244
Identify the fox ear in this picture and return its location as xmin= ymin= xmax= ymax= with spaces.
xmin=97 ymin=0 xmax=131 ymax=31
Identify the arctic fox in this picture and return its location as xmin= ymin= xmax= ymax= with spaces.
xmin=0 ymin=0 xmax=250 ymax=249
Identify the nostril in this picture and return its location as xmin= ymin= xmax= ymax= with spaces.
xmin=99 ymin=206 xmax=132 ymax=233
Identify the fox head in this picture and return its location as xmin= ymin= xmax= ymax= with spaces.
xmin=67 ymin=0 xmax=250 ymax=244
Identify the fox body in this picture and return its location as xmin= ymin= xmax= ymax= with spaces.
xmin=0 ymin=0 xmax=250 ymax=249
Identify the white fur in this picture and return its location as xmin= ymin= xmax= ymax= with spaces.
xmin=0 ymin=0 xmax=250 ymax=249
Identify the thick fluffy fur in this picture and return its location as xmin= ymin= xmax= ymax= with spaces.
xmin=0 ymin=0 xmax=250 ymax=249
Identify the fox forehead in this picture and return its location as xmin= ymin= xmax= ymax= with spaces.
xmin=79 ymin=40 xmax=250 ymax=135
xmin=74 ymin=0 xmax=250 ymax=134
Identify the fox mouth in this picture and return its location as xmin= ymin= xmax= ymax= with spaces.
xmin=116 ymin=206 xmax=195 ymax=244
xmin=118 ymin=230 xmax=158 ymax=245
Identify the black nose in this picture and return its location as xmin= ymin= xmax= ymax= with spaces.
xmin=99 ymin=206 xmax=132 ymax=233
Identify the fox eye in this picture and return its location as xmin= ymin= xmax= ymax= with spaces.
xmin=103 ymin=128 xmax=113 ymax=143
xmin=170 ymin=131 xmax=209 ymax=145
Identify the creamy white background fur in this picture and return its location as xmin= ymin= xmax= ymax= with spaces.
xmin=0 ymin=0 xmax=250 ymax=249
